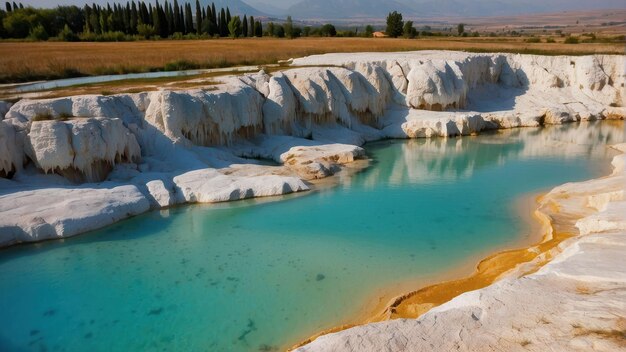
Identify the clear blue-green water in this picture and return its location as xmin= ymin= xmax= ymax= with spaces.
xmin=0 ymin=122 xmax=623 ymax=352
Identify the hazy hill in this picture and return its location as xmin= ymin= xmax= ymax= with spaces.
xmin=285 ymin=0 xmax=626 ymax=19
xmin=286 ymin=0 xmax=414 ymax=19
xmin=198 ymin=0 xmax=268 ymax=17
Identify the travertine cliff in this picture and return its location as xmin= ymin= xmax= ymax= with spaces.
xmin=0 ymin=51 xmax=623 ymax=245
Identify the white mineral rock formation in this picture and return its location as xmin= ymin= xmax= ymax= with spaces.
xmin=0 ymin=184 xmax=150 ymax=247
xmin=0 ymin=51 xmax=624 ymax=246
xmin=173 ymin=169 xmax=308 ymax=203
xmin=24 ymin=118 xmax=140 ymax=182
xmin=0 ymin=120 xmax=22 ymax=177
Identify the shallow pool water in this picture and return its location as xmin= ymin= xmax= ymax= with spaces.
xmin=0 ymin=122 xmax=623 ymax=352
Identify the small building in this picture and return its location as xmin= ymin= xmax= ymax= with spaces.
xmin=373 ymin=31 xmax=388 ymax=38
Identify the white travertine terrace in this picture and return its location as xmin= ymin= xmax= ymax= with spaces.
xmin=0 ymin=51 xmax=624 ymax=246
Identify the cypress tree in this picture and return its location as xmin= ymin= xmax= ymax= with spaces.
xmin=242 ymin=15 xmax=247 ymax=38
xmin=205 ymin=5 xmax=212 ymax=35
xmin=211 ymin=3 xmax=216 ymax=26
xmin=195 ymin=0 xmax=201 ymax=34
xmin=249 ymin=15 xmax=254 ymax=37
xmin=84 ymin=4 xmax=92 ymax=32
xmin=152 ymin=1 xmax=161 ymax=36
xmin=126 ymin=3 xmax=133 ymax=32
xmin=219 ymin=8 xmax=226 ymax=36
xmin=179 ymin=4 xmax=185 ymax=33
xmin=226 ymin=7 xmax=231 ymax=25
xmin=11 ymin=2 xmax=17 ymax=11
xmin=5 ymin=2 xmax=11 ymax=12
xmin=168 ymin=2 xmax=174 ymax=34
xmin=185 ymin=3 xmax=193 ymax=34
xmin=131 ymin=2 xmax=138 ymax=33
xmin=255 ymin=20 xmax=262 ymax=37
xmin=172 ymin=0 xmax=179 ymax=33
xmin=99 ymin=10 xmax=108 ymax=33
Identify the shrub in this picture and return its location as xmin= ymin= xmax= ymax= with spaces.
xmin=57 ymin=24 xmax=79 ymax=42
xmin=320 ymin=24 xmax=336 ymax=37
xmin=564 ymin=36 xmax=579 ymax=44
xmin=164 ymin=60 xmax=198 ymax=71
xmin=545 ymin=37 xmax=555 ymax=43
xmin=137 ymin=23 xmax=156 ymax=39
xmin=525 ymin=37 xmax=541 ymax=43
xmin=28 ymin=24 xmax=49 ymax=41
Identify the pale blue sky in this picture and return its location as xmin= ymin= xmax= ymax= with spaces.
xmin=15 ymin=0 xmax=297 ymax=9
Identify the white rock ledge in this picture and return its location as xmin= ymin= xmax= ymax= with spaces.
xmin=0 ymin=184 xmax=150 ymax=247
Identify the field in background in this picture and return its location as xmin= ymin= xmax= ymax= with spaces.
xmin=0 ymin=37 xmax=624 ymax=84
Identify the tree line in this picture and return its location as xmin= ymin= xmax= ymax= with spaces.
xmin=0 ymin=1 xmax=263 ymax=40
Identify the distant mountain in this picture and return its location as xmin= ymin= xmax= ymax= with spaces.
xmin=285 ymin=0 xmax=626 ymax=19
xmin=246 ymin=0 xmax=288 ymax=17
xmin=198 ymin=0 xmax=268 ymax=17
xmin=406 ymin=0 xmax=626 ymax=17
xmin=286 ymin=0 xmax=414 ymax=19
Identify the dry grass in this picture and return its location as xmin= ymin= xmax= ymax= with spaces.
xmin=0 ymin=37 xmax=623 ymax=83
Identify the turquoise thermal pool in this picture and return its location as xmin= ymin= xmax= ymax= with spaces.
xmin=0 ymin=122 xmax=623 ymax=352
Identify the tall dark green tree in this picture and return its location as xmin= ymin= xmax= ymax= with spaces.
xmin=211 ymin=3 xmax=216 ymax=27
xmin=172 ymin=0 xmax=180 ymax=32
xmin=195 ymin=0 xmax=201 ymax=34
xmin=152 ymin=1 xmax=162 ymax=36
xmin=163 ymin=1 xmax=171 ymax=35
xmin=248 ymin=15 xmax=254 ymax=37
xmin=385 ymin=11 xmax=403 ymax=38
xmin=139 ymin=2 xmax=149 ymax=25
xmin=284 ymin=15 xmax=293 ymax=39
xmin=227 ymin=15 xmax=241 ymax=38
xmin=403 ymin=20 xmax=417 ymax=38
xmin=178 ymin=4 xmax=184 ymax=32
xmin=130 ymin=1 xmax=138 ymax=33
xmin=254 ymin=20 xmax=262 ymax=37
xmin=242 ymin=14 xmax=247 ymax=38
xmin=219 ymin=8 xmax=226 ymax=36
xmin=184 ymin=2 xmax=193 ymax=34
xmin=204 ymin=5 xmax=213 ymax=34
